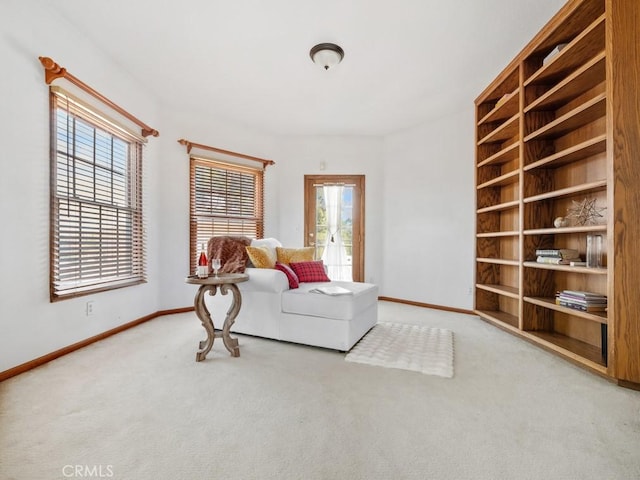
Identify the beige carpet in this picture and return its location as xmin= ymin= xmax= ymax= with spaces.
xmin=1 ymin=301 xmax=640 ymax=480
xmin=345 ymin=322 xmax=454 ymax=377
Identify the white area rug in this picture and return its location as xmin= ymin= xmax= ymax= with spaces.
xmin=345 ymin=322 xmax=454 ymax=378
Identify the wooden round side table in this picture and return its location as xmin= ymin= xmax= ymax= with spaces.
xmin=185 ymin=273 xmax=249 ymax=362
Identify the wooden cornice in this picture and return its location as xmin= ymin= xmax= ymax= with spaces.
xmin=39 ymin=56 xmax=159 ymax=138
xmin=178 ymin=139 xmax=275 ymax=168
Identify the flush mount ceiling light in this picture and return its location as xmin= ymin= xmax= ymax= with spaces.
xmin=310 ymin=43 xmax=344 ymax=70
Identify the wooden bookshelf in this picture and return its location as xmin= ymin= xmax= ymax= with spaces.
xmin=474 ymin=0 xmax=640 ymax=388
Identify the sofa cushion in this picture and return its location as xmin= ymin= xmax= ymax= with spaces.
xmin=274 ymin=262 xmax=299 ymax=289
xmin=289 ymin=260 xmax=330 ymax=283
xmin=282 ymin=281 xmax=379 ymax=320
xmin=246 ymin=245 xmax=277 ymax=269
xmin=250 ymin=237 xmax=282 ymax=248
xmin=243 ymin=268 xmax=289 ymax=293
xmin=276 ymin=247 xmax=315 ymax=265
xmin=246 ymin=238 xmax=282 ymax=267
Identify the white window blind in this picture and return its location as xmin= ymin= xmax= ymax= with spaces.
xmin=50 ymin=88 xmax=145 ymax=300
xmin=189 ymin=156 xmax=264 ymax=273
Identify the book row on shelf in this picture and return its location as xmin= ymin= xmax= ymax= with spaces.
xmin=555 ymin=290 xmax=607 ymax=313
xmin=535 ymin=248 xmax=583 ymax=265
xmin=534 ymin=246 xmax=607 ymax=267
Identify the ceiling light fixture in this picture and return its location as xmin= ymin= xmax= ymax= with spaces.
xmin=310 ymin=43 xmax=344 ymax=70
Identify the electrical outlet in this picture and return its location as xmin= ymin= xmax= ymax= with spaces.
xmin=86 ymin=301 xmax=95 ymax=316
xmin=467 ymin=287 xmax=473 ymax=296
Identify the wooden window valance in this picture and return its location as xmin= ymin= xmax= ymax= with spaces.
xmin=39 ymin=56 xmax=159 ymax=138
xmin=178 ymin=139 xmax=275 ymax=168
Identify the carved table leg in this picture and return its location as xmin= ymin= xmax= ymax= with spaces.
xmin=219 ymin=284 xmax=242 ymax=357
xmin=193 ymin=285 xmax=216 ymax=362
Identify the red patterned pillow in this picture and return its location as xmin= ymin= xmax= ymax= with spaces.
xmin=274 ymin=262 xmax=299 ymax=289
xmin=289 ymin=260 xmax=330 ymax=283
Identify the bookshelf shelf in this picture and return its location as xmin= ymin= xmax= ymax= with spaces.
xmin=523 ymin=261 xmax=607 ymax=274
xmin=477 ymin=231 xmax=519 ymax=238
xmin=523 ymin=225 xmax=606 ymax=235
xmin=477 ymin=170 xmax=519 ymax=189
xmin=524 ymin=296 xmax=607 ymax=324
xmin=524 ymin=134 xmax=606 ymax=171
xmin=523 ymin=180 xmax=606 ymax=203
xmin=525 ymin=52 xmax=605 ymax=113
xmin=477 ymin=258 xmax=520 ymax=266
xmin=477 ymin=200 xmax=519 ymax=214
xmin=524 ymin=13 xmax=605 ymax=86
xmin=476 ymin=309 xmax=520 ymax=330
xmin=478 ymin=114 xmax=519 ymax=145
xmin=477 ymin=283 xmax=519 ymax=299
xmin=524 ymin=93 xmax=606 ymax=142
xmin=523 ymin=330 xmax=607 ymax=370
xmin=478 ymin=143 xmax=519 ymax=167
xmin=478 ymin=89 xmax=520 ymax=125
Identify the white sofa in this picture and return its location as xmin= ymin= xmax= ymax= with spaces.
xmin=206 ymin=267 xmax=379 ymax=351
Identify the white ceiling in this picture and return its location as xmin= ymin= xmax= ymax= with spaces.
xmin=49 ymin=0 xmax=566 ymax=136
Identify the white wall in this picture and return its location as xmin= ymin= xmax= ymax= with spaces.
xmin=0 ymin=1 xmax=161 ymax=372
xmin=381 ymin=108 xmax=476 ymax=309
xmin=275 ymin=136 xmax=384 ymax=285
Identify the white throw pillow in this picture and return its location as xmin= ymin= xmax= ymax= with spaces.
xmin=250 ymin=237 xmax=282 ymax=249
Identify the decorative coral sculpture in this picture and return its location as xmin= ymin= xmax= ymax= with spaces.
xmin=566 ymin=198 xmax=606 ymax=225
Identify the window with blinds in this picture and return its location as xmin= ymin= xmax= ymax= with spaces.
xmin=50 ymin=88 xmax=145 ymax=300
xmin=189 ymin=157 xmax=264 ymax=273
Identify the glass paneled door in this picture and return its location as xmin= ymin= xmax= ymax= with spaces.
xmin=304 ymin=175 xmax=365 ymax=282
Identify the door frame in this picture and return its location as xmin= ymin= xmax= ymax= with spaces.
xmin=303 ymin=175 xmax=365 ymax=282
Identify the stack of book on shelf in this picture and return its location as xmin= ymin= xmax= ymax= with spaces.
xmin=556 ymin=290 xmax=607 ymax=312
xmin=535 ymin=248 xmax=583 ymax=265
